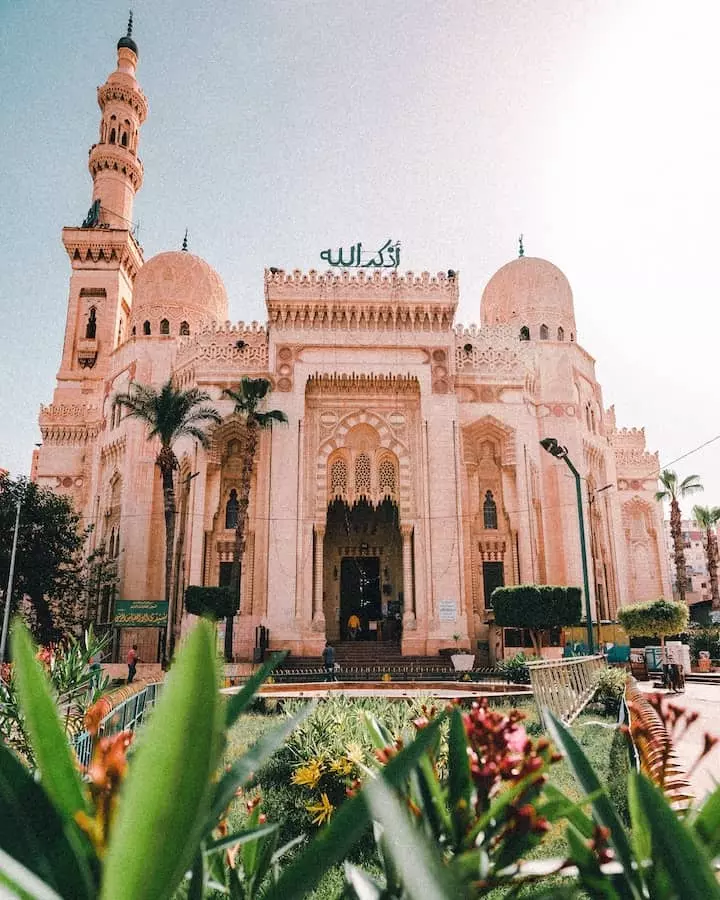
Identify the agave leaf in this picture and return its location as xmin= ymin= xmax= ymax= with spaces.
xmin=209 ymin=704 xmax=312 ymax=826
xmin=0 ymin=740 xmax=96 ymax=899
xmin=10 ymin=623 xmax=89 ymax=821
xmin=363 ymin=778 xmax=462 ymax=899
xmin=447 ymin=706 xmax=473 ymax=847
xmin=633 ymin=773 xmax=720 ymax=900
xmin=344 ymin=862 xmax=385 ymax=900
xmin=545 ymin=710 xmax=640 ymax=896
xmin=101 ymin=620 xmax=222 ymax=900
xmin=0 ymin=847 xmax=64 ymax=900
xmin=692 ymin=782 xmax=720 ymax=855
xmin=205 ymin=823 xmax=278 ymax=854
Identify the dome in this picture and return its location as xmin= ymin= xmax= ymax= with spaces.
xmin=480 ymin=256 xmax=576 ymax=341
xmin=117 ymin=34 xmax=138 ymax=55
xmin=130 ymin=251 xmax=229 ymax=337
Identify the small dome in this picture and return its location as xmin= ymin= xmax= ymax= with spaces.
xmin=480 ymin=256 xmax=576 ymax=340
xmin=130 ymin=251 xmax=228 ymax=335
xmin=117 ymin=34 xmax=138 ymax=55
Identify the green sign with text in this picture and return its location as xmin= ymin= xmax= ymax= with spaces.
xmin=114 ymin=600 xmax=168 ymax=627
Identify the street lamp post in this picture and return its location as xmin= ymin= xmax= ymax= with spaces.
xmin=0 ymin=496 xmax=22 ymax=664
xmin=539 ymin=438 xmax=594 ymax=654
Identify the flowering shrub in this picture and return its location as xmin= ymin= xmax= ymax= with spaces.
xmin=4 ymin=617 xmax=720 ymax=899
xmin=594 ymin=666 xmax=628 ymax=715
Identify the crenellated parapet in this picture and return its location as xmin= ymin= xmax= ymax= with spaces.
xmin=62 ymin=227 xmax=144 ymax=280
xmin=306 ymin=372 xmax=421 ymax=396
xmin=265 ymin=269 xmax=458 ymax=332
xmin=174 ymin=321 xmax=269 ymax=386
xmin=454 ymin=324 xmax=535 ymax=381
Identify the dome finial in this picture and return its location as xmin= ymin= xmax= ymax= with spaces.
xmin=518 ymin=234 xmax=524 ymax=258
xmin=182 ymin=229 xmax=188 ymax=252
xmin=117 ymin=10 xmax=138 ymax=54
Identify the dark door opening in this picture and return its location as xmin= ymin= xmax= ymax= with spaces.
xmin=483 ymin=561 xmax=505 ymax=609
xmin=219 ymin=560 xmax=241 ymax=661
xmin=340 ymin=556 xmax=381 ymax=639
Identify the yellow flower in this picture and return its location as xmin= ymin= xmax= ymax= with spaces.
xmin=291 ymin=758 xmax=324 ymax=789
xmin=329 ymin=757 xmax=354 ymax=776
xmin=306 ymin=792 xmax=334 ymax=825
xmin=345 ymin=742 xmax=365 ymax=767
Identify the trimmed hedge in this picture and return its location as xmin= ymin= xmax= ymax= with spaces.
xmin=617 ymin=598 xmax=688 ymax=639
xmin=491 ymin=584 xmax=582 ymax=630
xmin=184 ymin=585 xmax=236 ymax=620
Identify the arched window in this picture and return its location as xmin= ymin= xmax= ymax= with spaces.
xmin=557 ymin=326 xmax=565 ymax=341
xmin=225 ymin=489 xmax=239 ymax=529
xmin=109 ymin=128 xmax=116 ymax=144
xmin=590 ymin=408 xmax=596 ymax=433
xmin=539 ymin=324 xmax=549 ymax=340
xmin=143 ymin=320 xmax=151 ymax=335
xmin=117 ymin=318 xmax=124 ymax=346
xmin=179 ymin=320 xmax=190 ymax=336
xmin=131 ymin=325 xmax=136 ymax=336
xmin=160 ymin=319 xmax=170 ymax=335
xmin=85 ymin=307 xmax=97 ymax=339
xmin=519 ymin=326 xmax=530 ymax=341
xmin=121 ymin=132 xmax=128 ymax=147
xmin=355 ymin=453 xmax=371 ymax=496
xmin=330 ymin=458 xmax=348 ymax=498
xmin=108 ymin=528 xmax=116 ymax=559
xmin=114 ymin=528 xmax=120 ymax=558
xmin=483 ymin=490 xmax=498 ymax=529
xmin=570 ymin=332 xmax=575 ymax=342
xmin=378 ymin=457 xmax=397 ymax=498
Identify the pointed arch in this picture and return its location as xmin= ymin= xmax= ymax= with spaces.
xmin=539 ymin=324 xmax=549 ymax=340
xmin=519 ymin=326 xmax=530 ymax=341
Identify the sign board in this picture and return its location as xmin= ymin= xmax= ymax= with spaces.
xmin=710 ymin=611 xmax=720 ymax=625
xmin=320 ymin=239 xmax=401 ymax=269
xmin=438 ymin=599 xmax=457 ymax=622
xmin=114 ymin=601 xmax=168 ymax=627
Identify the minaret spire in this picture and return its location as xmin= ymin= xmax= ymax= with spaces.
xmin=182 ymin=229 xmax=189 ymax=252
xmin=518 ymin=234 xmax=525 ymax=257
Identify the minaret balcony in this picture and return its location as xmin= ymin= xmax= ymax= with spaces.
xmin=77 ymin=338 xmax=99 ymax=369
xmin=88 ymin=144 xmax=144 ymax=191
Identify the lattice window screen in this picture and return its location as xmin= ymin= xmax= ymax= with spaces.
xmin=378 ymin=458 xmax=397 ymax=497
xmin=330 ymin=458 xmax=348 ymax=498
xmin=355 ymin=453 xmax=371 ymax=495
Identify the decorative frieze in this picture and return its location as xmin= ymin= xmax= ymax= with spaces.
xmin=306 ymin=373 xmax=421 ymax=396
xmin=175 ymin=321 xmax=269 ymax=371
xmin=454 ymin=324 xmax=534 ymax=380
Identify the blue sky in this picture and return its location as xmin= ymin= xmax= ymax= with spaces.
xmin=1 ymin=0 xmax=719 ymax=512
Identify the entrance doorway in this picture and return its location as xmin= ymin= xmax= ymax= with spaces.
xmin=483 ymin=561 xmax=505 ymax=608
xmin=323 ymin=498 xmax=403 ymax=642
xmin=340 ymin=556 xmax=381 ymax=639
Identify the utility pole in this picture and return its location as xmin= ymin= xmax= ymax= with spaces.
xmin=0 ymin=497 xmax=22 ymax=664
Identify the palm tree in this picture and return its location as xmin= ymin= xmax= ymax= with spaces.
xmin=692 ymin=505 xmax=720 ymax=608
xmin=222 ymin=378 xmax=287 ymax=659
xmin=113 ymin=380 xmax=221 ymax=661
xmin=655 ymin=470 xmax=703 ymax=603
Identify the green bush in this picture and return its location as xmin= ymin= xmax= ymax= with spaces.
xmin=184 ymin=585 xmax=236 ymax=619
xmin=618 ymin=597 xmax=688 ymax=639
xmin=492 ymin=584 xmax=582 ymax=652
xmin=497 ymin=651 xmax=533 ymax=684
xmin=593 ymin=666 xmax=627 ymax=716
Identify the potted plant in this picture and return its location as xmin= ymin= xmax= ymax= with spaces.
xmin=450 ymin=633 xmax=475 ymax=672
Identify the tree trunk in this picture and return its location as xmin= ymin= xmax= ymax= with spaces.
xmin=158 ymin=450 xmax=177 ymax=664
xmin=530 ymin=629 xmax=542 ymax=656
xmin=670 ymin=499 xmax=687 ymax=603
xmin=709 ymin=530 xmax=720 ymax=609
xmin=228 ymin=422 xmax=259 ymax=660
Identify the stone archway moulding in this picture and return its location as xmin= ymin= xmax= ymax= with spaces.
xmin=314 ymin=410 xmax=413 ymax=520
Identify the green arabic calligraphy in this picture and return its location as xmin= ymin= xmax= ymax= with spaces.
xmin=320 ymin=239 xmax=401 ymax=269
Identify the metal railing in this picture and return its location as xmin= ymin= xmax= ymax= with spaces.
xmin=527 ymin=655 xmax=605 ymax=726
xmin=72 ymin=682 xmax=162 ymax=770
xmin=231 ymin=664 xmax=508 ymax=686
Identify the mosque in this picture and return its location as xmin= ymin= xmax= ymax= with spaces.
xmin=33 ymin=23 xmax=670 ymax=663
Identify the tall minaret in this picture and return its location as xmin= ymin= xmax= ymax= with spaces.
xmin=35 ymin=18 xmax=148 ymax=505
xmin=55 ymin=15 xmax=148 ymax=382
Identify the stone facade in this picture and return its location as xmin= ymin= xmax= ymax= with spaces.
xmin=33 ymin=30 xmax=671 ymax=662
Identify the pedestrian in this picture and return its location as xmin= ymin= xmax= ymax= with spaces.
xmin=127 ymin=644 xmax=138 ymax=684
xmin=322 ymin=641 xmax=336 ymax=682
xmin=347 ymin=613 xmax=360 ymax=641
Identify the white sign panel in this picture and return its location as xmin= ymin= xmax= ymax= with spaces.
xmin=438 ymin=599 xmax=457 ymax=622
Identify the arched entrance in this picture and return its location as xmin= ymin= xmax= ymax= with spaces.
xmin=323 ymin=498 xmax=404 ymax=643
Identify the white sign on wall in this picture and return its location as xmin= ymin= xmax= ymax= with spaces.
xmin=438 ymin=599 xmax=457 ymax=622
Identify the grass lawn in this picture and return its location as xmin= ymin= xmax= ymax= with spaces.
xmin=222 ymin=697 xmax=627 ymax=899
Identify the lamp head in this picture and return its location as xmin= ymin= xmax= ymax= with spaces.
xmin=539 ymin=437 xmax=568 ymax=459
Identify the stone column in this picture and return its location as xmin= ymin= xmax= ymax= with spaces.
xmin=401 ymin=524 xmax=416 ymax=628
xmin=312 ymin=524 xmax=326 ymax=629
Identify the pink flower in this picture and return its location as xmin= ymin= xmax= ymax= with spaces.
xmin=505 ymin=724 xmax=529 ymax=753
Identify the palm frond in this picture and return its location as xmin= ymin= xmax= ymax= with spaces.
xmin=255 ymin=409 xmax=288 ymax=429
xmin=655 ymin=490 xmax=669 ymax=503
xmin=680 ymin=475 xmax=703 ymax=497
